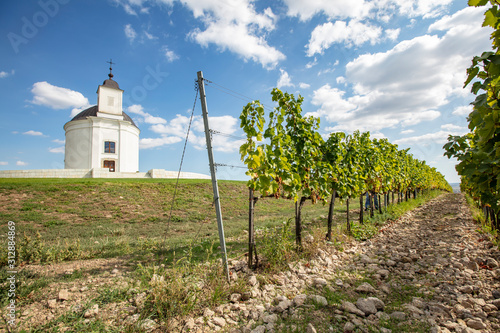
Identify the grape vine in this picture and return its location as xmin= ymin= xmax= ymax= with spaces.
xmin=241 ymin=88 xmax=451 ymax=248
xmin=444 ymin=0 xmax=500 ymax=229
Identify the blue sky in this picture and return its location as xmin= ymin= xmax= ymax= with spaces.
xmin=0 ymin=0 xmax=493 ymax=183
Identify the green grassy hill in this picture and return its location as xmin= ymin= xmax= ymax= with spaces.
xmin=0 ymin=178 xmax=354 ymax=265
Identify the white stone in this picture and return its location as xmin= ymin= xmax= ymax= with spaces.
xmin=47 ymin=299 xmax=57 ymax=309
xmin=293 ymin=294 xmax=307 ymax=307
xmin=203 ymin=308 xmax=215 ymax=318
xmin=230 ymin=293 xmax=242 ymax=303
xmin=184 ymin=317 xmax=195 ymax=330
xmin=467 ymin=319 xmax=486 ymax=330
xmin=356 ymin=298 xmax=377 ymax=315
xmin=275 ymin=299 xmax=293 ymax=312
xmin=355 ymin=282 xmax=377 ymax=294
xmin=390 ymin=311 xmax=406 ymax=321
xmin=403 ymin=304 xmax=424 ymax=316
xmin=367 ymin=297 xmax=384 ymax=310
xmin=248 ymin=275 xmax=258 ymax=286
xmin=487 ymin=257 xmax=499 ymax=268
xmin=251 ymin=325 xmax=266 ymax=333
xmin=344 ymin=322 xmax=356 ymax=332
xmin=308 ymin=295 xmax=328 ymax=306
xmin=313 ymin=277 xmax=327 ymax=287
xmin=342 ymin=301 xmax=365 ymax=317
xmin=306 ymin=323 xmax=317 ymax=333
xmin=58 ymin=289 xmax=69 ymax=301
xmin=212 ymin=317 xmax=226 ymax=327
xmin=139 ymin=319 xmax=157 ymax=332
xmin=262 ymin=313 xmax=278 ymax=323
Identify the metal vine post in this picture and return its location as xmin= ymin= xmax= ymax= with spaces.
xmin=197 ymin=71 xmax=230 ymax=282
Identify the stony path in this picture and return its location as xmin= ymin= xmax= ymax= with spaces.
xmin=206 ymin=193 xmax=500 ymax=333
xmin=336 ymin=192 xmax=500 ymax=333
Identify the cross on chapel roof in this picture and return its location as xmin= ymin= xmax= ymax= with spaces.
xmin=101 ymin=59 xmax=120 ymax=90
xmin=106 ymin=59 xmax=115 ymax=79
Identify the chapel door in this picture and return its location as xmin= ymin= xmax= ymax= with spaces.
xmin=103 ymin=160 xmax=115 ymax=172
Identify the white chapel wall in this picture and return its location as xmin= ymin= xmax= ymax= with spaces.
xmin=119 ymin=124 xmax=140 ymax=172
xmin=64 ymin=121 xmax=92 ymax=169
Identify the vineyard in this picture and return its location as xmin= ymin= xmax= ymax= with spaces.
xmin=240 ymin=87 xmax=451 ymax=255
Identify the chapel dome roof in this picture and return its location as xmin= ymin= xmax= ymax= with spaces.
xmin=69 ymin=105 xmax=138 ymax=128
xmin=102 ymin=78 xmax=120 ymax=89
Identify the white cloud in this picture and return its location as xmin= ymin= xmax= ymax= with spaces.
xmin=139 ymin=136 xmax=182 ymax=149
xmin=400 ymin=110 xmax=441 ymax=126
xmin=311 ymin=84 xmax=442 ymax=133
xmin=385 ymin=28 xmax=400 ymax=41
xmin=127 ymin=104 xmax=167 ymax=125
xmin=185 ymin=0 xmax=285 ymax=69
xmin=283 ymin=0 xmax=372 ymax=21
xmin=116 ymin=1 xmax=328 ymax=68
xmin=30 ymin=81 xmax=90 ymax=111
xmin=317 ymin=67 xmax=335 ymax=76
xmin=394 ymin=128 xmax=467 ymax=146
xmin=306 ymin=58 xmax=318 ymax=69
xmin=299 ymin=82 xmax=310 ymax=89
xmin=193 ymin=115 xmax=243 ymax=152
xmin=336 ymin=76 xmax=346 ymax=84
xmin=52 ymin=139 xmax=65 ymax=144
xmin=400 ymin=129 xmax=414 ymax=134
xmin=23 ymin=130 xmax=45 ymax=136
xmin=428 ymin=4 xmax=483 ymax=32
xmin=123 ymin=4 xmax=137 ymax=15
xmin=371 ymin=131 xmax=387 ymax=139
xmin=0 ymin=70 xmax=14 ymax=78
xmin=0 ymin=162 xmax=8 ymax=166
xmin=49 ymin=147 xmax=65 ymax=154
xmin=162 ymin=46 xmax=179 ymax=62
xmin=277 ymin=69 xmax=294 ymax=88
xmin=441 ymin=123 xmax=466 ymax=131
xmin=309 ymin=84 xmax=357 ymax=122
xmin=380 ymin=0 xmax=453 ymax=19
xmin=306 ymin=20 xmax=383 ymax=56
xmin=16 ymin=161 xmax=28 ymax=166
xmin=283 ymin=0 xmax=452 ymax=22
xmin=144 ymin=31 xmax=157 ymax=40
xmin=124 ymin=24 xmax=137 ymax=42
xmin=452 ymin=105 xmax=472 ymax=116
xmin=113 ymin=0 xmax=162 ymax=15
xmin=150 ymin=114 xmax=243 ymax=152
xmin=310 ymin=6 xmax=491 ymax=133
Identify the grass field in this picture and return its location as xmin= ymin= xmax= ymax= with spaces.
xmin=0 ymin=178 xmax=364 ymax=266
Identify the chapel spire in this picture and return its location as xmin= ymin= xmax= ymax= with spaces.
xmin=106 ymin=59 xmax=115 ymax=79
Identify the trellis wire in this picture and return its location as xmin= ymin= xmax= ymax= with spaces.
xmin=165 ymin=85 xmax=198 ymax=236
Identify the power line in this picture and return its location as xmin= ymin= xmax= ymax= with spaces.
xmin=214 ymin=163 xmax=247 ymax=169
xmin=210 ymin=129 xmax=245 ymax=141
xmin=202 ymin=77 xmax=275 ymax=111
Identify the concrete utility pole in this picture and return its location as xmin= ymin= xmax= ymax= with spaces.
xmin=197 ymin=71 xmax=229 ymax=282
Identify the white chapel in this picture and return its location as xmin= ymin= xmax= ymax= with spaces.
xmin=64 ymin=64 xmax=140 ymax=173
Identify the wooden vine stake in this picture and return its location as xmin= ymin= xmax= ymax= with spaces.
xmin=248 ymin=188 xmax=258 ymax=268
